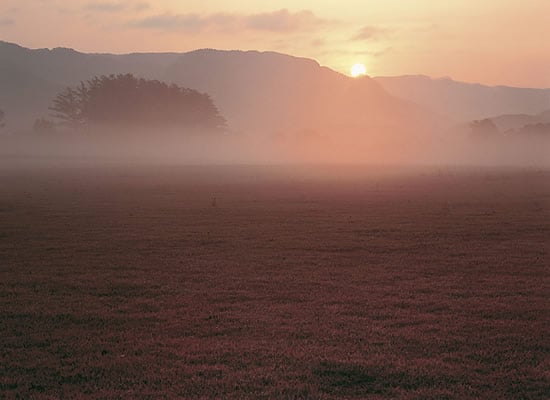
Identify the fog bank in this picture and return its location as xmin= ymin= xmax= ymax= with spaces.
xmin=1 ymin=126 xmax=548 ymax=168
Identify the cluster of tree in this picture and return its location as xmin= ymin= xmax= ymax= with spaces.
xmin=470 ymin=118 xmax=550 ymax=138
xmin=0 ymin=109 xmax=5 ymax=129
xmin=50 ymin=74 xmax=226 ymax=133
xmin=470 ymin=119 xmax=500 ymax=137
xmin=33 ymin=118 xmax=56 ymax=134
xmin=518 ymin=123 xmax=550 ymax=135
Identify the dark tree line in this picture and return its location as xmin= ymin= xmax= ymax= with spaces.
xmin=519 ymin=123 xmax=550 ymax=135
xmin=50 ymin=74 xmax=226 ymax=132
xmin=470 ymin=119 xmax=500 ymax=137
xmin=470 ymin=119 xmax=550 ymax=137
xmin=33 ymin=118 xmax=56 ymax=134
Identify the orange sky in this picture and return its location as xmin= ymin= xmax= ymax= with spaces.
xmin=1 ymin=0 xmax=549 ymax=88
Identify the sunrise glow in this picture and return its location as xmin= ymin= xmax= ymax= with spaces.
xmin=1 ymin=1 xmax=548 ymax=86
xmin=351 ymin=64 xmax=367 ymax=78
xmin=1 ymin=1 xmax=549 ymax=398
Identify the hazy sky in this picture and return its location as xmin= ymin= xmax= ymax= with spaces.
xmin=1 ymin=0 xmax=549 ymax=87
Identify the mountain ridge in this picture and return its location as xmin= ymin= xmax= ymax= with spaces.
xmin=375 ymin=74 xmax=550 ymax=91
xmin=0 ymin=40 xmax=444 ymax=136
xmin=374 ymin=75 xmax=550 ymax=122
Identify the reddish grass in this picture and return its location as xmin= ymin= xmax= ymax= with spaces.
xmin=0 ymin=164 xmax=549 ymax=399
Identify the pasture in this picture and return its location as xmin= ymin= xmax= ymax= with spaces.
xmin=1 ymin=163 xmax=549 ymax=399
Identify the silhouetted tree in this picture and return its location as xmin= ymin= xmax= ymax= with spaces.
xmin=33 ymin=118 xmax=57 ymax=134
xmin=50 ymin=74 xmax=226 ymax=132
xmin=519 ymin=123 xmax=550 ymax=135
xmin=50 ymin=85 xmax=86 ymax=128
xmin=0 ymin=109 xmax=5 ymax=129
xmin=470 ymin=119 xmax=500 ymax=137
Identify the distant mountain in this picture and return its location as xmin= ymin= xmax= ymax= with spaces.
xmin=161 ymin=49 xmax=445 ymax=135
xmin=374 ymin=75 xmax=550 ymax=122
xmin=0 ymin=41 xmax=180 ymax=129
xmin=0 ymin=41 xmax=180 ymax=84
xmin=0 ymin=41 xmax=444 ymax=137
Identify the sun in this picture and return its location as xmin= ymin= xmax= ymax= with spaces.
xmin=351 ymin=63 xmax=367 ymax=78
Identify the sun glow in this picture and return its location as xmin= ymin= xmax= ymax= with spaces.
xmin=351 ymin=63 xmax=367 ymax=78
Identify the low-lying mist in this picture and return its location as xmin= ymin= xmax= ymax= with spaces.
xmin=1 ymin=125 xmax=548 ymax=167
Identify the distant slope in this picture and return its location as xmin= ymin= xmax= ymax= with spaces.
xmin=0 ymin=41 xmax=445 ymax=136
xmin=375 ymin=75 xmax=550 ymax=122
xmin=162 ymin=50 xmax=445 ymax=134
xmin=0 ymin=41 xmax=181 ymax=130
xmin=0 ymin=41 xmax=180 ymax=85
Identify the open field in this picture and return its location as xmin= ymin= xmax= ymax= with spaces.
xmin=1 ymin=163 xmax=549 ymax=399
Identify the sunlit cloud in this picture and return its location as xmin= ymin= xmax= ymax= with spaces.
xmin=132 ymin=13 xmax=234 ymax=32
xmin=245 ymin=9 xmax=328 ymax=32
xmin=85 ymin=1 xmax=149 ymax=13
xmin=317 ymin=48 xmax=390 ymax=58
xmin=310 ymin=38 xmax=326 ymax=47
xmin=351 ymin=25 xmax=388 ymax=41
xmin=132 ymin=9 xmax=332 ymax=34
xmin=0 ymin=17 xmax=15 ymax=26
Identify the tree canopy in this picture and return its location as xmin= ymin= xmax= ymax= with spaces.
xmin=33 ymin=118 xmax=56 ymax=134
xmin=519 ymin=123 xmax=550 ymax=135
xmin=50 ymin=74 xmax=226 ymax=133
xmin=0 ymin=109 xmax=5 ymax=129
xmin=470 ymin=119 xmax=500 ymax=137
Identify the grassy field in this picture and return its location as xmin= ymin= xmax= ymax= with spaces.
xmin=1 ymin=163 xmax=549 ymax=399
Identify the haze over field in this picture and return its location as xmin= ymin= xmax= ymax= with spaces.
xmin=0 ymin=39 xmax=549 ymax=166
